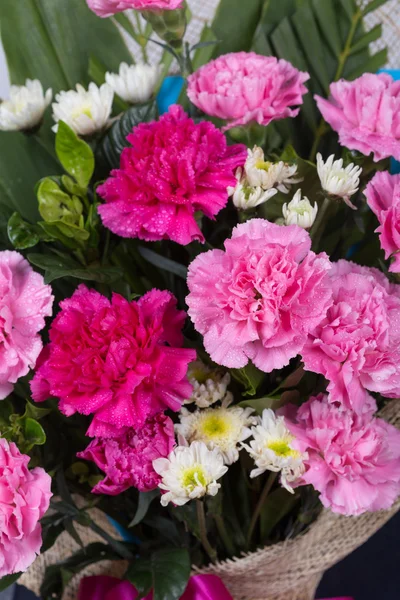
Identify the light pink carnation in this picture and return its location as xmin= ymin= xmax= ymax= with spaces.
xmin=86 ymin=0 xmax=183 ymax=17
xmin=302 ymin=260 xmax=400 ymax=414
xmin=365 ymin=170 xmax=400 ymax=272
xmin=186 ymin=219 xmax=332 ymax=372
xmin=0 ymin=250 xmax=53 ymax=400
xmin=315 ymin=73 xmax=400 ymax=162
xmin=0 ymin=438 xmax=52 ymax=577
xmin=97 ymin=105 xmax=246 ymax=245
xmin=78 ymin=413 xmax=175 ymax=495
xmin=31 ymin=285 xmax=195 ymax=438
xmin=187 ymin=52 xmax=309 ymax=131
xmin=284 ymin=394 xmax=400 ymax=516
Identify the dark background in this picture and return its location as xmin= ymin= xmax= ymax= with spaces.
xmin=1 ymin=511 xmax=399 ymax=600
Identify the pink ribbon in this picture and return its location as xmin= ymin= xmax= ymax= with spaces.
xmin=78 ymin=574 xmax=354 ymax=600
xmin=78 ymin=574 xmax=234 ymax=600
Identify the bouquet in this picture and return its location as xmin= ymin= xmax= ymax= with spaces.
xmin=0 ymin=0 xmax=400 ymax=598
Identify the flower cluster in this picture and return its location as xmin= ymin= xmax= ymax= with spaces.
xmin=187 ymin=219 xmax=332 ymax=372
xmin=97 ymin=105 xmax=246 ymax=245
xmin=78 ymin=413 xmax=175 ymax=495
xmin=302 ymin=260 xmax=400 ymax=414
xmin=315 ymin=73 xmax=400 ymax=162
xmin=31 ymin=285 xmax=195 ymax=437
xmin=0 ymin=251 xmax=53 ymax=400
xmin=365 ymin=170 xmax=400 ymax=272
xmin=0 ymin=439 xmax=52 ymax=577
xmin=187 ymin=53 xmax=309 ymax=131
xmin=284 ymin=395 xmax=400 ymax=515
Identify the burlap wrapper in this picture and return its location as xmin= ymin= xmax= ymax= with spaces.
xmin=18 ymin=401 xmax=400 ymax=600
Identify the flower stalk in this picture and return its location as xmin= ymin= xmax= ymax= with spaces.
xmin=196 ymin=500 xmax=218 ymax=564
xmin=246 ymin=471 xmax=278 ymax=549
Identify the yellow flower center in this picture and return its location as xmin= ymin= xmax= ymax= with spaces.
xmin=191 ymin=368 xmax=211 ymax=384
xmin=71 ymin=104 xmax=93 ymax=120
xmin=267 ymin=439 xmax=299 ymax=458
xmin=198 ymin=414 xmax=230 ymax=439
xmin=255 ymin=160 xmax=272 ymax=172
xmin=181 ymin=466 xmax=207 ymax=490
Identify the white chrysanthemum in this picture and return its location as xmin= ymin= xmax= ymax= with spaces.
xmin=153 ymin=441 xmax=228 ymax=506
xmin=52 ymin=83 xmax=114 ymax=135
xmin=0 ymin=79 xmax=52 ymax=132
xmin=245 ymin=146 xmax=302 ymax=193
xmin=105 ymin=63 xmax=162 ymax=104
xmin=282 ymin=189 xmax=318 ymax=229
xmin=242 ymin=409 xmax=306 ymax=493
xmin=316 ymin=153 xmax=362 ymax=209
xmin=176 ymin=403 xmax=256 ymax=465
xmin=229 ymin=177 xmax=278 ymax=210
xmin=184 ymin=360 xmax=232 ymax=409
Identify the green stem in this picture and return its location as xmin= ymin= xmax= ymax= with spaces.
xmin=308 ymin=8 xmax=362 ymax=162
xmin=134 ymin=11 xmax=149 ymax=63
xmin=246 ymin=472 xmax=277 ymax=549
xmin=310 ymin=196 xmax=330 ymax=252
xmin=214 ymin=515 xmax=235 ymax=557
xmin=89 ymin=519 xmax=134 ymax=561
xmin=196 ymin=500 xmax=217 ymax=564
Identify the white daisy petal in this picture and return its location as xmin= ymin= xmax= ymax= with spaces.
xmin=105 ymin=63 xmax=162 ymax=104
xmin=0 ymin=79 xmax=52 ymax=132
xmin=184 ymin=361 xmax=232 ymax=409
xmin=282 ymin=189 xmax=318 ymax=229
xmin=316 ymin=153 xmax=362 ymax=208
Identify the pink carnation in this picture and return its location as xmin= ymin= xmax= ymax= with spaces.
xmin=78 ymin=413 xmax=175 ymax=495
xmin=315 ymin=73 xmax=400 ymax=162
xmin=365 ymin=170 xmax=400 ymax=272
xmin=187 ymin=52 xmax=309 ymax=131
xmin=31 ymin=285 xmax=195 ymax=437
xmin=302 ymin=260 xmax=400 ymax=414
xmin=0 ymin=438 xmax=52 ymax=577
xmin=86 ymin=0 xmax=183 ymax=17
xmin=97 ymin=105 xmax=246 ymax=245
xmin=284 ymin=394 xmax=400 ymax=516
xmin=186 ymin=219 xmax=332 ymax=372
xmin=0 ymin=251 xmax=53 ymax=400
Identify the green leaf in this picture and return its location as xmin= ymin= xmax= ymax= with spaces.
xmin=238 ymin=396 xmax=283 ymax=415
xmin=27 ymin=252 xmax=123 ymax=284
xmin=37 ymin=178 xmax=83 ymax=222
xmin=23 ymin=400 xmax=52 ymax=421
xmin=126 ymin=548 xmax=191 ymax=600
xmin=0 ymin=0 xmax=131 ymax=92
xmin=211 ymin=0 xmax=264 ymax=56
xmin=349 ymin=23 xmax=382 ymax=55
xmin=97 ymin=102 xmax=158 ymax=170
xmin=191 ymin=27 xmax=219 ymax=70
xmin=260 ymin=488 xmax=299 ymax=540
xmin=23 ymin=417 xmax=46 ymax=446
xmin=56 ymin=121 xmax=94 ymax=188
xmin=7 ymin=212 xmax=53 ymax=249
xmin=0 ymin=573 xmax=21 ymax=591
xmin=138 ymin=246 xmax=188 ymax=280
xmin=0 ymin=205 xmax=14 ymax=250
xmin=347 ymin=47 xmax=388 ymax=79
xmin=362 ymin=0 xmax=388 ymax=16
xmin=0 ymin=399 xmax=13 ymax=427
xmin=230 ymin=363 xmax=265 ymax=397
xmin=129 ymin=490 xmax=159 ymax=528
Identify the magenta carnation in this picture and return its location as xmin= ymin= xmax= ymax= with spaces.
xmin=315 ymin=73 xmax=400 ymax=162
xmin=284 ymin=394 xmax=400 ymax=516
xmin=365 ymin=170 xmax=400 ymax=272
xmin=31 ymin=285 xmax=195 ymax=438
xmin=0 ymin=438 xmax=52 ymax=577
xmin=78 ymin=413 xmax=175 ymax=495
xmin=97 ymin=105 xmax=246 ymax=245
xmin=302 ymin=260 xmax=400 ymax=414
xmin=186 ymin=219 xmax=332 ymax=372
xmin=187 ymin=52 xmax=309 ymax=131
xmin=0 ymin=250 xmax=53 ymax=400
xmin=86 ymin=0 xmax=183 ymax=17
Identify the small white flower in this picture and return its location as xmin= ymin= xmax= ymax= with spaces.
xmin=316 ymin=153 xmax=362 ymax=209
xmin=105 ymin=62 xmax=162 ymax=104
xmin=229 ymin=173 xmax=278 ymax=210
xmin=176 ymin=402 xmax=256 ymax=465
xmin=52 ymin=83 xmax=114 ymax=136
xmin=185 ymin=360 xmax=232 ymax=409
xmin=245 ymin=146 xmax=302 ymax=193
xmin=282 ymin=189 xmax=318 ymax=229
xmin=0 ymin=79 xmax=52 ymax=132
xmin=242 ymin=409 xmax=306 ymax=493
xmin=153 ymin=441 xmax=228 ymax=506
